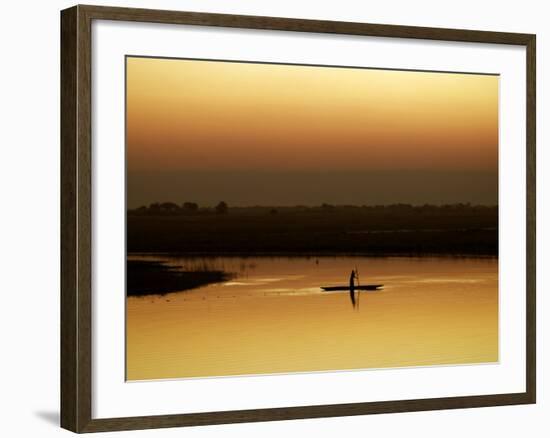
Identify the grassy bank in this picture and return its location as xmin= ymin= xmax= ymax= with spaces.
xmin=127 ymin=260 xmax=234 ymax=296
xmin=127 ymin=204 xmax=498 ymax=256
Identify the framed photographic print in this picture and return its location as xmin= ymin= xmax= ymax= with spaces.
xmin=60 ymin=5 xmax=536 ymax=433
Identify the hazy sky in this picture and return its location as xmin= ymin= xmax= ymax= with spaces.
xmin=126 ymin=56 xmax=498 ymax=208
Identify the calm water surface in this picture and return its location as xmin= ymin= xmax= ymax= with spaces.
xmin=126 ymin=256 xmax=498 ymax=380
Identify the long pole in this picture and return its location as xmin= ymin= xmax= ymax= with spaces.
xmin=355 ymin=265 xmax=361 ymax=309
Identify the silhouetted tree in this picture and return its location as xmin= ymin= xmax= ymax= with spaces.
xmin=160 ymin=202 xmax=180 ymax=212
xmin=149 ymin=202 xmax=161 ymax=212
xmin=182 ymin=202 xmax=199 ymax=213
xmin=215 ymin=201 xmax=228 ymax=215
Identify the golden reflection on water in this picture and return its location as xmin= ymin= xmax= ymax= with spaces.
xmin=126 ymin=257 xmax=498 ymax=381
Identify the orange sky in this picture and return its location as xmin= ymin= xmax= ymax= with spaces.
xmin=126 ymin=56 xmax=498 ymax=207
xmin=127 ymin=57 xmax=498 ymax=172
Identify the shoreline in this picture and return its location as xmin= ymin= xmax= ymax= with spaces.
xmin=127 ymin=260 xmax=234 ymax=296
xmin=127 ymin=251 xmax=498 ymax=259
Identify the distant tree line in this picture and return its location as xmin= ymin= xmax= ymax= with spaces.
xmin=129 ymin=201 xmax=229 ymax=216
xmin=128 ymin=202 xmax=496 ymax=217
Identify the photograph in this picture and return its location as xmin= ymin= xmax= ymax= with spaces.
xmin=53 ymin=3 xmax=537 ymax=433
xmin=125 ymin=56 xmax=499 ymax=381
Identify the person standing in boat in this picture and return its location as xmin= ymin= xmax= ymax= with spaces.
xmin=349 ymin=270 xmax=357 ymax=307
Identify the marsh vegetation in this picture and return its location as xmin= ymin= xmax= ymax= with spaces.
xmin=128 ymin=203 xmax=497 ymax=256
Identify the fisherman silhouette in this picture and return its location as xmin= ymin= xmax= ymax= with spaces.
xmin=349 ymin=270 xmax=357 ymax=307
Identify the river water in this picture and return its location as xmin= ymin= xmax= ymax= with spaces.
xmin=126 ymin=256 xmax=498 ymax=380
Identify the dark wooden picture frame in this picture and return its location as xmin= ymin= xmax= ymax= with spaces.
xmin=61 ymin=4 xmax=536 ymax=433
